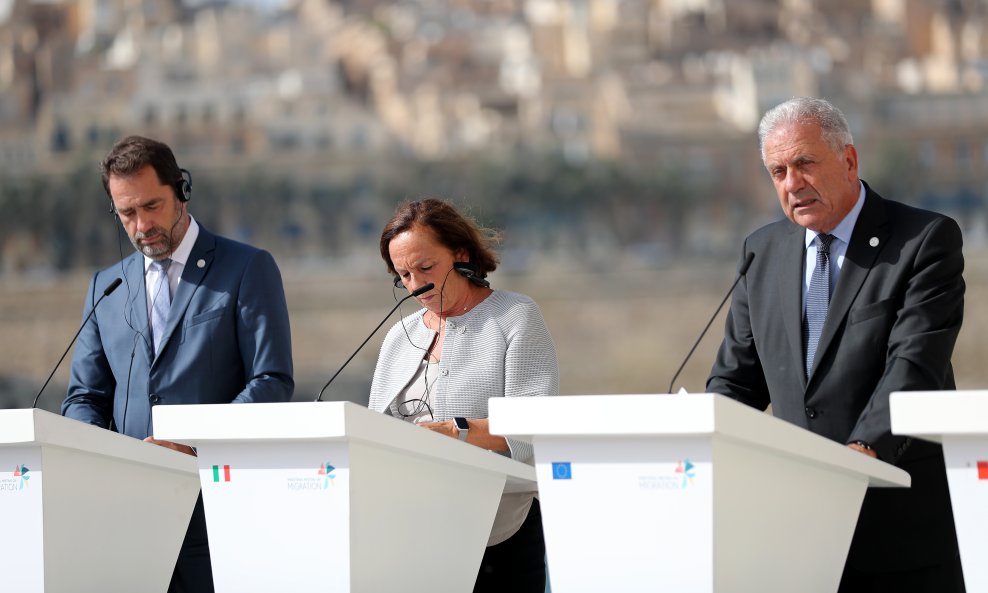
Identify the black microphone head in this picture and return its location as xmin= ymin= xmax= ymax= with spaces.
xmin=411 ymin=283 xmax=435 ymax=297
xmin=104 ymin=277 xmax=123 ymax=296
xmin=739 ymin=252 xmax=755 ymax=275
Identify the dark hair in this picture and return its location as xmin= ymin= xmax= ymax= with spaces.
xmin=100 ymin=135 xmax=184 ymax=199
xmin=379 ymin=198 xmax=501 ymax=277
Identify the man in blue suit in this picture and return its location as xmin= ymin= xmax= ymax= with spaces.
xmin=62 ymin=135 xmax=294 ymax=593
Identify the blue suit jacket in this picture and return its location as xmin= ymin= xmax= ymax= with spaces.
xmin=62 ymin=225 xmax=294 ymax=439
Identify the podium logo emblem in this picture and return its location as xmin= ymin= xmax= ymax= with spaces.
xmin=551 ymin=462 xmax=572 ymax=480
xmin=675 ymin=459 xmax=695 ymax=488
xmin=318 ymin=463 xmax=336 ymax=488
xmin=13 ymin=465 xmax=30 ymax=490
xmin=978 ymin=461 xmax=988 ymax=480
xmin=212 ymin=465 xmax=231 ymax=482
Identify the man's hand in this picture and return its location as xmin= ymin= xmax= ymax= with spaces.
xmin=848 ymin=442 xmax=878 ymax=458
xmin=144 ymin=437 xmax=197 ymax=456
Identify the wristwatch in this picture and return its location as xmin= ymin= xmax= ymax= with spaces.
xmin=454 ymin=417 xmax=469 ymax=442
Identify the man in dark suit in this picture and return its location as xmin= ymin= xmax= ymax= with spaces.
xmin=707 ymin=98 xmax=965 ymax=592
xmin=62 ymin=136 xmax=294 ymax=593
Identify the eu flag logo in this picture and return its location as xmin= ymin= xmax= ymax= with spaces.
xmin=551 ymin=462 xmax=572 ymax=480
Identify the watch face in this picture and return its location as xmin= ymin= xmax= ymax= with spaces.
xmin=454 ymin=417 xmax=469 ymax=430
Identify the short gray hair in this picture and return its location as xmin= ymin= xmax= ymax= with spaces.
xmin=758 ymin=97 xmax=853 ymax=162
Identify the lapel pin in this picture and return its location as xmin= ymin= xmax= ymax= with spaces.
xmin=869 ymin=237 xmax=879 ymax=247
xmin=197 ymin=258 xmax=206 ymax=269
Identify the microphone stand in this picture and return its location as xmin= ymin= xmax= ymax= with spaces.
xmin=33 ymin=278 xmax=123 ymax=408
xmin=315 ymin=282 xmax=435 ymax=402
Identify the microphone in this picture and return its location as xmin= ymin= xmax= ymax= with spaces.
xmin=667 ymin=253 xmax=754 ymax=394
xmin=315 ymin=282 xmax=435 ymax=402
xmin=32 ymin=277 xmax=123 ymax=409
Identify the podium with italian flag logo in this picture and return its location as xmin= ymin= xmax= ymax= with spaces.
xmin=488 ymin=393 xmax=911 ymax=593
xmin=890 ymin=390 xmax=988 ymax=592
xmin=152 ymin=401 xmax=536 ymax=593
xmin=0 ymin=408 xmax=201 ymax=593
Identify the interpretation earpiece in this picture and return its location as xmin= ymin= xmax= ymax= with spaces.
xmin=393 ymin=275 xmax=403 ymax=289
xmin=453 ymin=261 xmax=490 ymax=288
xmin=176 ymin=168 xmax=192 ymax=203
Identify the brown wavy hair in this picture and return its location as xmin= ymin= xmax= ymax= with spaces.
xmin=379 ymin=198 xmax=501 ymax=277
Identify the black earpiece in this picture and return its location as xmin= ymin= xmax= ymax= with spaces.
xmin=453 ymin=262 xmax=490 ymax=288
xmin=393 ymin=275 xmax=403 ymax=289
xmin=176 ymin=168 xmax=192 ymax=203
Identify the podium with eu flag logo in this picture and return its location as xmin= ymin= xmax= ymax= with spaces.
xmin=489 ymin=393 xmax=910 ymax=593
xmin=0 ymin=408 xmax=200 ymax=593
xmin=890 ymin=390 xmax=988 ymax=592
xmin=152 ymin=401 xmax=536 ymax=593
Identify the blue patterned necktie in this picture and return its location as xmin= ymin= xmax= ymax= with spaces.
xmin=804 ymin=234 xmax=834 ymax=377
xmin=149 ymin=259 xmax=172 ymax=355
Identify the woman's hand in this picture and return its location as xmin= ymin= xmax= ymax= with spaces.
xmin=416 ymin=419 xmax=458 ymax=438
xmin=414 ymin=418 xmax=510 ymax=452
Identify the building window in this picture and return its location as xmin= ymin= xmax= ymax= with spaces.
xmin=918 ymin=142 xmax=936 ymax=169
xmin=956 ymin=142 xmax=971 ymax=172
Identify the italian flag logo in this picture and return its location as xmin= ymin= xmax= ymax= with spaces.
xmin=212 ymin=465 xmax=231 ymax=482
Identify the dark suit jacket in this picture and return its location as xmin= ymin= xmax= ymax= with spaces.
xmin=708 ymin=182 xmax=964 ymax=571
xmin=62 ymin=224 xmax=294 ymax=437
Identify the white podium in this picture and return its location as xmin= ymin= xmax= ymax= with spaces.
xmin=0 ymin=409 xmax=201 ymax=593
xmin=890 ymin=390 xmax=988 ymax=592
xmin=152 ymin=401 xmax=537 ymax=593
xmin=489 ymin=393 xmax=910 ymax=593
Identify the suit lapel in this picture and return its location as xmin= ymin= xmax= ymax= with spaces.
xmin=810 ymin=187 xmax=888 ymax=380
xmin=779 ymin=223 xmax=808 ymax=390
xmin=153 ymin=228 xmax=217 ymax=364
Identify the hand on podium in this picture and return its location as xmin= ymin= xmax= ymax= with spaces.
xmin=144 ymin=437 xmax=197 ymax=457
xmin=415 ymin=418 xmax=510 ymax=452
xmin=847 ymin=442 xmax=878 ymax=458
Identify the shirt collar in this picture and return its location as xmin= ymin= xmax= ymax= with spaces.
xmin=804 ymin=181 xmax=866 ymax=248
xmin=144 ymin=215 xmax=200 ymax=271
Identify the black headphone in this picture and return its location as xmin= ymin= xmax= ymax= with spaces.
xmin=176 ymin=168 xmax=192 ymax=203
xmin=452 ymin=261 xmax=490 ymax=288
xmin=392 ymin=262 xmax=491 ymax=289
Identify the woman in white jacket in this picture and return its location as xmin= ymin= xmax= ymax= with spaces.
xmin=369 ymin=198 xmax=558 ymax=593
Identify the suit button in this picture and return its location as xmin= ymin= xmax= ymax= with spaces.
xmin=805 ymin=406 xmax=817 ymax=419
xmin=149 ymin=394 xmax=161 ymax=404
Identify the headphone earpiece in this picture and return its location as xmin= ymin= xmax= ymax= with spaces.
xmin=176 ymin=168 xmax=192 ymax=203
xmin=393 ymin=275 xmax=403 ymax=289
xmin=453 ymin=262 xmax=490 ymax=288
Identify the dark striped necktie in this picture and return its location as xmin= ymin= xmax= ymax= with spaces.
xmin=804 ymin=234 xmax=834 ymax=378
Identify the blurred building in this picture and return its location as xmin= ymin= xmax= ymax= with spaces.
xmin=1 ymin=0 xmax=988 ymax=265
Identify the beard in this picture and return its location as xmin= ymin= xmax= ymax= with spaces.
xmin=130 ymin=226 xmax=175 ymax=258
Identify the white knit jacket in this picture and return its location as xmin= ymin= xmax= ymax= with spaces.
xmin=368 ymin=289 xmax=559 ymax=462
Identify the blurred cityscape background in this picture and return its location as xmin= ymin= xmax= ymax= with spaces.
xmin=2 ymin=0 xmax=988 ymax=409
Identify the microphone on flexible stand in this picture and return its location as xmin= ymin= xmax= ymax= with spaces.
xmin=315 ymin=282 xmax=435 ymax=402
xmin=667 ymin=253 xmax=754 ymax=394
xmin=32 ymin=277 xmax=123 ymax=409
